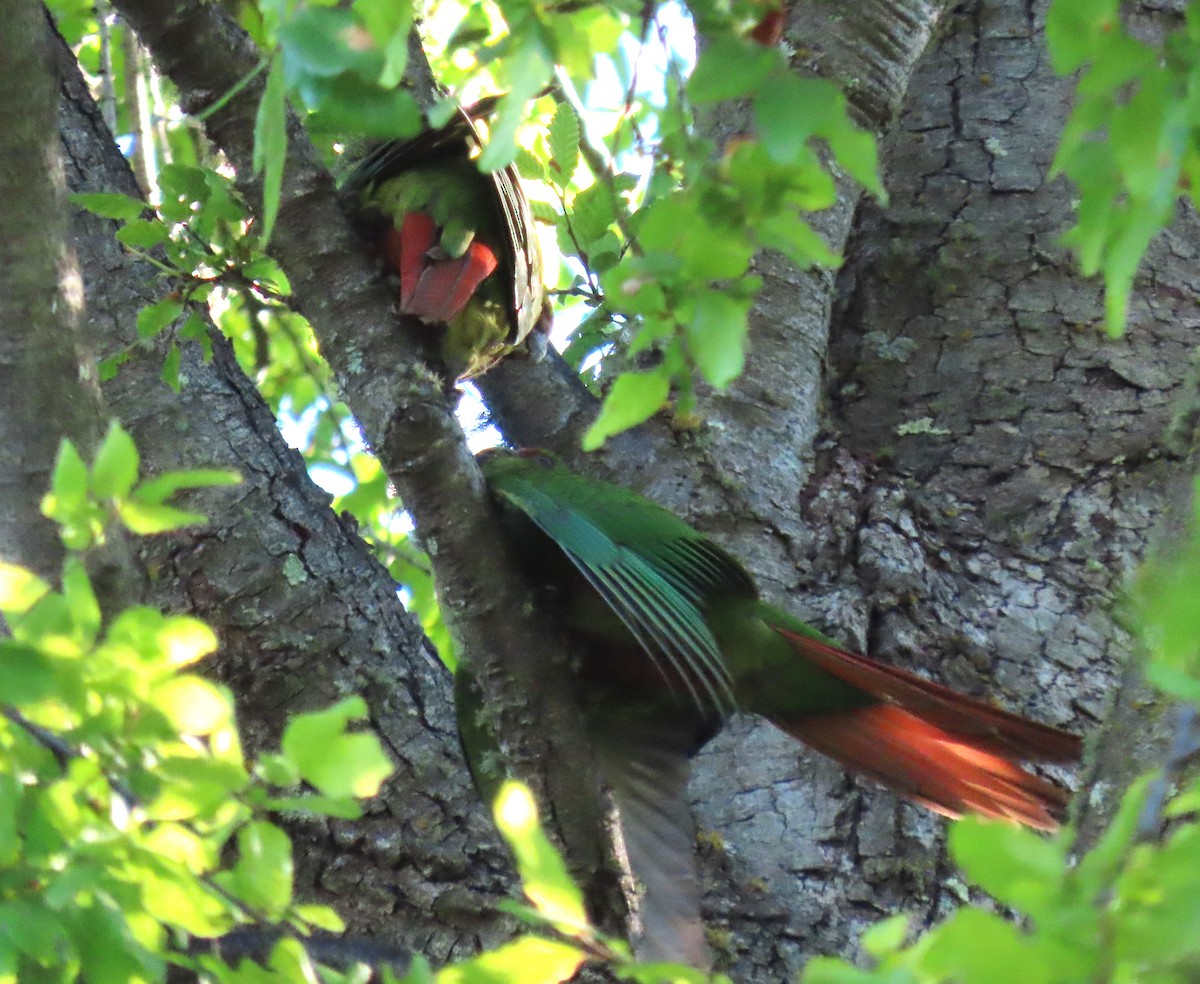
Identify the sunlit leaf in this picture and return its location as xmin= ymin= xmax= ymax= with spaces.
xmin=152 ymin=675 xmax=233 ymax=735
xmin=91 ymin=422 xmax=140 ymax=499
xmin=436 ymin=935 xmax=584 ymax=984
xmin=227 ymin=821 xmax=293 ymax=916
xmin=281 ymin=697 xmax=393 ymax=798
xmin=493 ymin=782 xmax=587 ymax=931
xmin=254 ymin=57 xmax=288 ymax=247
xmin=0 ymin=563 xmax=51 ymax=616
xmin=582 ymin=369 xmax=669 ymax=449
xmin=70 ymin=192 xmax=146 ymax=221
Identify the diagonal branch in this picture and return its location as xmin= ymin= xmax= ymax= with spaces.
xmin=105 ymin=0 xmax=623 ymax=930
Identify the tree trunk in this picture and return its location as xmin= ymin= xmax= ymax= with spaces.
xmin=54 ymin=24 xmax=519 ymax=964
xmin=27 ymin=0 xmax=1200 ymax=979
xmin=684 ymin=1 xmax=1198 ymax=974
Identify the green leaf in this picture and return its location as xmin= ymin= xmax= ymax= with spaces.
xmin=116 ymin=218 xmax=169 ymax=250
xmin=281 ymin=697 xmax=393 ymax=799
xmin=493 ymin=782 xmax=587 ymax=931
xmin=136 ymin=296 xmax=184 ymax=341
xmin=134 ymin=467 xmax=241 ymax=505
xmin=229 ymin=821 xmax=293 ymax=916
xmin=436 ymin=935 xmax=584 ymax=984
xmin=688 ymin=290 xmax=749 ymax=388
xmin=152 ymin=675 xmax=233 ymax=735
xmin=755 ymin=75 xmax=843 ymax=164
xmin=689 ymin=35 xmax=776 ymax=103
xmin=156 ymin=614 xmax=220 ymax=668
xmin=242 ymin=257 xmax=292 ymax=296
xmin=0 ymin=901 xmax=66 ymax=962
xmin=99 ymin=351 xmax=128 ymax=383
xmin=582 ymin=369 xmax=670 ymax=449
xmin=10 ymin=595 xmax=78 ymax=656
xmin=254 ymin=57 xmax=288 ymax=248
xmin=146 ymin=759 xmax=251 ymax=822
xmin=0 ymin=774 xmax=17 ymax=867
xmin=1077 ymin=31 xmax=1157 ymax=97
xmin=548 ymin=103 xmax=580 ymax=190
xmin=69 ymin=192 xmax=146 ymax=221
xmin=158 ymin=163 xmax=211 ymax=221
xmin=566 ymin=182 xmax=616 ymax=246
xmin=105 ymin=608 xmax=218 ymax=668
xmin=1143 ymin=656 xmax=1200 ymax=702
xmin=923 ymin=908 xmax=1057 ymax=984
xmin=1167 ymin=774 xmax=1200 ymax=817
xmin=139 ymin=866 xmax=234 ymax=937
xmin=279 ymin=7 xmax=371 ymax=80
xmin=179 ymin=310 xmax=213 ymax=360
xmin=1134 ymin=483 xmax=1200 ymax=684
xmin=161 ymin=342 xmax=182 ymax=393
xmin=0 ymin=563 xmax=51 ymax=616
xmin=269 ymin=936 xmax=316 ymax=981
xmin=758 ymin=210 xmax=840 ymax=268
xmin=476 ymin=45 xmax=553 ymax=172
xmin=91 ymin=421 xmax=140 ymax=499
xmin=1045 ymin=0 xmax=1120 ymax=73
xmin=49 ymin=439 xmax=90 ymax=512
xmin=826 ymin=124 xmax=885 ymax=199
xmin=293 ymin=903 xmax=345 ymax=933
xmin=353 ymin=0 xmax=412 ymax=87
xmin=1073 ymin=774 xmax=1150 ymax=895
xmin=0 ymin=640 xmax=58 ymax=706
xmin=257 ymin=752 xmax=301 ymax=788
xmin=305 ymin=76 xmax=422 ymax=138
xmin=1114 ymin=825 xmax=1200 ymax=964
xmin=61 ymin=556 xmax=100 ymax=645
xmin=143 ymin=822 xmax=219 ymax=874
xmin=66 ymin=902 xmax=162 ymax=983
xmin=117 ymin=500 xmax=207 ymax=534
xmin=801 ymin=957 xmax=889 ymax=984
xmin=616 ymin=960 xmax=715 ymax=984
xmin=260 ymin=794 xmax=363 ymax=820
xmin=949 ymin=817 xmax=1066 ymax=921
xmin=861 ymin=913 xmax=909 ymax=958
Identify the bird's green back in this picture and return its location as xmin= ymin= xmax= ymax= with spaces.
xmin=362 ymin=157 xmax=501 ymax=259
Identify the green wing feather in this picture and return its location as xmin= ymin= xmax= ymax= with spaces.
xmin=481 ymin=451 xmax=755 ymax=714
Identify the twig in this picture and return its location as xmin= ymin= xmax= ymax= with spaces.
xmin=199 ymin=927 xmax=412 ymax=972
xmin=1136 ymin=702 xmax=1200 ymax=839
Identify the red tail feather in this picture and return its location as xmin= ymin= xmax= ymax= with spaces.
xmin=385 ymin=213 xmax=500 ymax=322
xmin=391 ymin=213 xmax=438 ymax=310
xmin=779 ymin=705 xmax=1068 ymax=829
xmin=407 ymin=241 xmax=498 ymax=322
xmin=772 ymin=627 xmax=1081 ymax=762
xmin=769 ymin=626 xmax=1081 ymax=828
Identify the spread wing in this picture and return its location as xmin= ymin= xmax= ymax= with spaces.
xmin=482 ymin=452 xmax=757 ymax=715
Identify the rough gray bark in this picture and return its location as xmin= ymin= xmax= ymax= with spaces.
xmin=108 ymin=0 xmax=626 ymax=930
xmin=0 ymin=0 xmax=99 ymax=579
xmin=682 ymin=0 xmax=1198 ymax=975
xmin=55 ymin=26 xmax=519 ymax=963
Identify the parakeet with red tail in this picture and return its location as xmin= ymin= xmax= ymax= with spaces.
xmin=462 ymin=448 xmax=1082 ymax=965
xmin=343 ymin=105 xmax=550 ymax=380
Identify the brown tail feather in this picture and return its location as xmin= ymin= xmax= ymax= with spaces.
xmin=778 ymin=705 xmax=1069 ymax=829
xmin=770 ymin=626 xmax=1082 ymax=763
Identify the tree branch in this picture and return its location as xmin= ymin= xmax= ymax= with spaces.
xmin=0 ymin=4 xmax=143 ymax=615
xmin=105 ymin=0 xmax=624 ymax=933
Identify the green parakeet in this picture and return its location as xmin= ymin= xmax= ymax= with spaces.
xmin=462 ymin=448 xmax=1082 ymax=965
xmin=342 ymin=106 xmax=550 ymax=380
